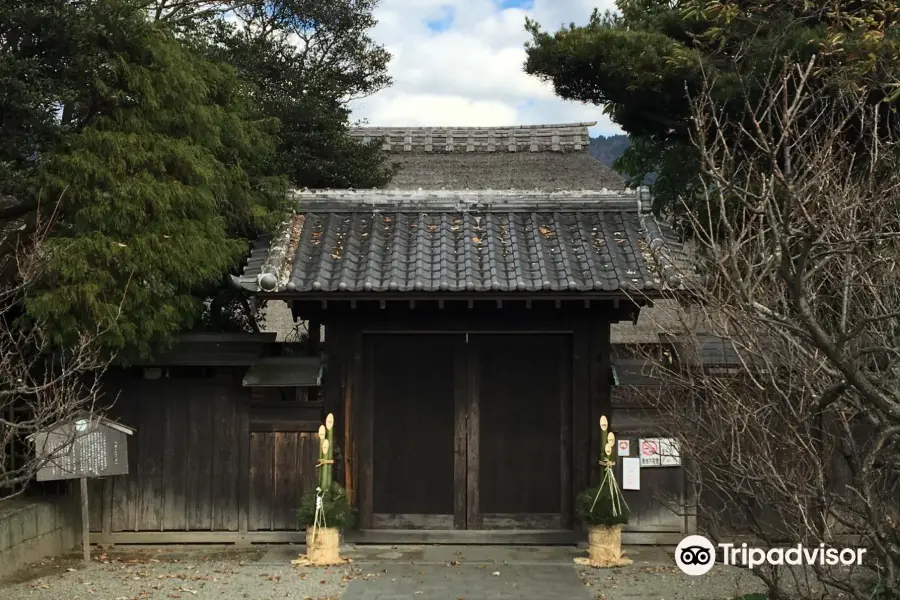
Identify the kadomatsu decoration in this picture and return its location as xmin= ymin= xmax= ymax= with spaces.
xmin=294 ymin=413 xmax=354 ymax=566
xmin=574 ymin=415 xmax=632 ymax=568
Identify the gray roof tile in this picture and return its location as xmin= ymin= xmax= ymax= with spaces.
xmin=233 ymin=189 xmax=688 ymax=295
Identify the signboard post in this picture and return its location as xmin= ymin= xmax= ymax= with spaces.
xmin=29 ymin=415 xmax=135 ymax=563
xmin=80 ymin=478 xmax=90 ymax=562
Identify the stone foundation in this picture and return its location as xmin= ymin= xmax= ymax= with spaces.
xmin=0 ymin=496 xmax=78 ymax=579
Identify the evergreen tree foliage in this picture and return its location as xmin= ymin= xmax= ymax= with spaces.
xmin=3 ymin=0 xmax=396 ymax=355
xmin=20 ymin=3 xmax=287 ymax=357
xmin=524 ymin=0 xmax=900 ymax=226
xmin=207 ymin=0 xmax=397 ymax=189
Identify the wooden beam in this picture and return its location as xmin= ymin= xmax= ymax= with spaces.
xmin=572 ymin=324 xmax=590 ymax=505
xmin=85 ymin=529 xmax=703 ymax=546
xmin=358 ymin=335 xmax=375 ymax=529
xmin=465 ymin=341 xmax=481 ymax=530
xmin=237 ymin=391 xmax=251 ymax=542
xmin=346 ymin=529 xmax=579 ymax=545
xmin=308 ymin=320 xmax=321 ymax=355
xmin=372 ymin=513 xmax=455 ymax=529
xmin=559 ymin=336 xmax=573 ymax=530
xmin=344 ymin=324 xmax=363 ymax=507
xmin=453 ymin=339 xmax=467 ymax=530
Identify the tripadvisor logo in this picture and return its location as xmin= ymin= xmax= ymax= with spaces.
xmin=674 ymin=535 xmax=867 ymax=576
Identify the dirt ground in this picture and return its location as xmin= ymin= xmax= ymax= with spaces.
xmin=0 ymin=546 xmax=356 ymax=600
xmin=0 ymin=544 xmax=861 ymax=600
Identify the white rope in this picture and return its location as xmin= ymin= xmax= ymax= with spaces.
xmin=590 ymin=463 xmax=630 ymax=517
xmin=311 ymin=486 xmax=327 ymax=542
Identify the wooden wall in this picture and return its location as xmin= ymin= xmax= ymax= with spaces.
xmin=611 ymin=384 xmax=692 ymax=542
xmin=87 ymin=368 xmax=322 ymax=543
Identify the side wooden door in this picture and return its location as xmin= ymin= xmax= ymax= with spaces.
xmin=466 ymin=333 xmax=573 ymax=530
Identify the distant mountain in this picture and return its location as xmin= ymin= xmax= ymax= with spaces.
xmin=588 ymin=134 xmax=657 ymax=185
xmin=588 ymin=134 xmax=631 ymax=168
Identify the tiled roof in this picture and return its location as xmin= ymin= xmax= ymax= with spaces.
xmin=232 ymin=189 xmax=688 ymax=296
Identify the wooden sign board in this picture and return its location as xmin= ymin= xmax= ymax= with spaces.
xmin=31 ymin=416 xmax=134 ymax=481
xmin=29 ymin=415 xmax=135 ymax=564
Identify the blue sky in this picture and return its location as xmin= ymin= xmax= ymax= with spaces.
xmin=348 ymin=0 xmax=624 ymax=137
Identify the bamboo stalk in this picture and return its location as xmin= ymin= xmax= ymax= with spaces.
xmin=318 ymin=424 xmax=327 ymax=489
xmin=325 ymin=413 xmax=335 ymax=489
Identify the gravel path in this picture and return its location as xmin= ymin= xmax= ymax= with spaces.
xmin=0 ymin=548 xmax=357 ymax=600
xmin=577 ymin=562 xmax=766 ymax=600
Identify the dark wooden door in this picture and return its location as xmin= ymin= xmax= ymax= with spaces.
xmin=467 ymin=334 xmax=572 ymax=530
xmin=362 ymin=332 xmax=572 ymax=532
xmin=368 ymin=334 xmax=465 ymax=529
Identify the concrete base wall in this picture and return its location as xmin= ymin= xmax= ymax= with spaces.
xmin=0 ymin=496 xmax=78 ymax=579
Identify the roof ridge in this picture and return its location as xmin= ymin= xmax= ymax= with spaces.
xmin=285 ymin=188 xmax=652 ymax=213
xmin=349 ymin=123 xmax=596 ymax=153
xmin=350 ymin=122 xmax=597 ymax=130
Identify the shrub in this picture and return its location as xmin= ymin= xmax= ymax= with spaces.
xmin=576 ymin=480 xmax=630 ymax=527
xmin=297 ymin=482 xmax=355 ymax=530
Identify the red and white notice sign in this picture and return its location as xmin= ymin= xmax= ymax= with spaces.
xmin=639 ymin=438 xmax=660 ymax=467
xmin=617 ymin=440 xmax=630 ymax=456
xmin=638 ymin=438 xmax=682 ymax=467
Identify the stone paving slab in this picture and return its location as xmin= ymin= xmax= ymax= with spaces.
xmin=342 ymin=563 xmax=594 ymax=600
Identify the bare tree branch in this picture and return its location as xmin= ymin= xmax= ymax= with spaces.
xmin=639 ymin=54 xmax=900 ymax=599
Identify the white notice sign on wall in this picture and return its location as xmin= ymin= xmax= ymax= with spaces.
xmin=659 ymin=438 xmax=682 ymax=466
xmin=617 ymin=440 xmax=630 ymax=456
xmin=622 ymin=457 xmax=640 ymax=490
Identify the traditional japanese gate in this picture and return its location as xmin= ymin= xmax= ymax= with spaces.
xmin=361 ymin=331 xmax=573 ymax=534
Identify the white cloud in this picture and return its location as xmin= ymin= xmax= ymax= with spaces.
xmin=349 ymin=0 xmax=624 ymax=137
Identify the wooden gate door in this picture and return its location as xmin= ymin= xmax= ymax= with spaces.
xmin=367 ymin=334 xmax=465 ymax=530
xmin=466 ymin=334 xmax=572 ymax=531
xmin=362 ymin=332 xmax=573 ymax=535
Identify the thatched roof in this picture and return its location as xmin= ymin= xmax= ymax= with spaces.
xmin=350 ymin=123 xmax=626 ymax=191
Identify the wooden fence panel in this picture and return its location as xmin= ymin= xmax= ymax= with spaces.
xmin=89 ymin=370 xmax=322 ymax=536
xmin=212 ymin=386 xmax=241 ymax=531
xmin=249 ymin=432 xmax=319 ymax=531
